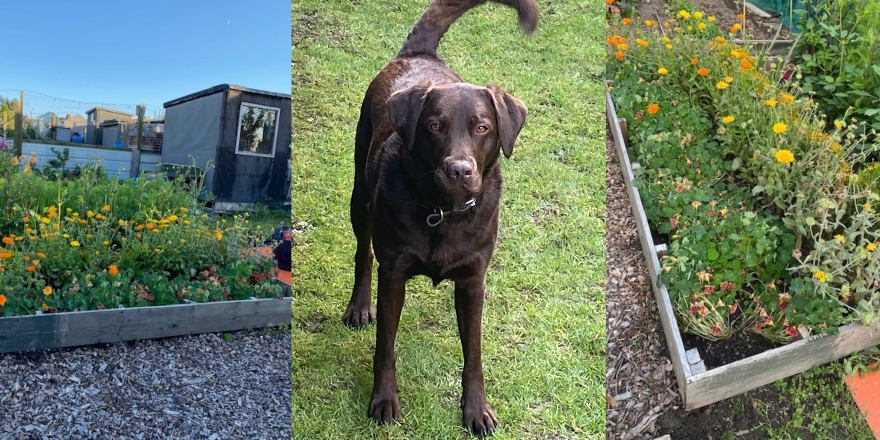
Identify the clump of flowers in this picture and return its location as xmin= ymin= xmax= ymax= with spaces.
xmin=0 ymin=156 xmax=283 ymax=317
xmin=607 ymin=6 xmax=880 ymax=342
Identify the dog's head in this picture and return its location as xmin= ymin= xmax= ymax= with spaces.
xmin=387 ymin=82 xmax=527 ymax=200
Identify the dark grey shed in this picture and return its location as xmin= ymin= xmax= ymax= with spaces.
xmin=162 ymin=84 xmax=291 ymax=211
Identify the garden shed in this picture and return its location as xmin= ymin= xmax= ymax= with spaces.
xmin=161 ymin=84 xmax=291 ymax=211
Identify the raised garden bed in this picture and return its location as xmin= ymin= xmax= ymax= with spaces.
xmin=607 ymin=83 xmax=880 ymax=410
xmin=0 ymin=295 xmax=290 ymax=354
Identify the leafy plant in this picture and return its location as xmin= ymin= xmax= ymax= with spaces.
xmin=793 ymin=0 xmax=880 ymax=131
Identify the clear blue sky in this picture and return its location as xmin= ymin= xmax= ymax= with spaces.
xmin=0 ymin=0 xmax=290 ymax=117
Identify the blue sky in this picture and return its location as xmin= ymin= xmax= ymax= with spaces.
xmin=0 ymin=1 xmax=290 ymax=117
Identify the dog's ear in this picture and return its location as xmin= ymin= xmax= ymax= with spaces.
xmin=387 ymin=84 xmax=430 ymax=149
xmin=487 ymin=83 xmax=527 ymax=158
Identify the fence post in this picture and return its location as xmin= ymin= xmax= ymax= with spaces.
xmin=130 ymin=104 xmax=145 ymax=178
xmin=13 ymin=91 xmax=23 ymax=156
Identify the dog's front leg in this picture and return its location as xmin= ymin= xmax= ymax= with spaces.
xmin=454 ymin=278 xmax=498 ymax=436
xmin=367 ymin=266 xmax=406 ymax=424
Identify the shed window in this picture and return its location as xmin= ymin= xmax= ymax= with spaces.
xmin=234 ymin=102 xmax=280 ymax=157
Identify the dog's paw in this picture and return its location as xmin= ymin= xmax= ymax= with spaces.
xmin=367 ymin=393 xmax=401 ymax=424
xmin=462 ymin=399 xmax=498 ymax=436
xmin=342 ymin=304 xmax=375 ymax=328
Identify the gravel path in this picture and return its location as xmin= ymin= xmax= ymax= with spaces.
xmin=0 ymin=329 xmax=291 ymax=440
xmin=605 ymin=128 xmax=680 ymax=440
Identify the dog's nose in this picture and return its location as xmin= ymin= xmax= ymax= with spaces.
xmin=446 ymin=160 xmax=474 ymax=182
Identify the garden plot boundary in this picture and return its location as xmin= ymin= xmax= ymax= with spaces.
xmin=606 ymin=81 xmax=880 ymax=410
xmin=0 ymin=296 xmax=291 ymax=354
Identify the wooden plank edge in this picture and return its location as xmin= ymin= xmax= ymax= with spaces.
xmin=0 ymin=297 xmax=291 ymax=353
xmin=684 ymin=322 xmax=880 ymax=410
xmin=607 ymin=87 xmax=693 ymax=396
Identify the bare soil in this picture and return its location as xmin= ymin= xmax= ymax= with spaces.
xmin=635 ymin=0 xmax=795 ymax=41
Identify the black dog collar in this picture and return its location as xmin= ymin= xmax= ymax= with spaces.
xmin=426 ymin=197 xmax=477 ymax=227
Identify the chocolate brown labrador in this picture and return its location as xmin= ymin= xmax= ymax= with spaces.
xmin=342 ymin=0 xmax=537 ymax=435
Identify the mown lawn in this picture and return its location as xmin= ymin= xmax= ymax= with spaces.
xmin=291 ymin=0 xmax=606 ymax=438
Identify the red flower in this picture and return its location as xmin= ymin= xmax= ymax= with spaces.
xmin=785 ymin=326 xmax=799 ymax=337
xmin=703 ymin=285 xmax=715 ymax=295
xmin=720 ymin=281 xmax=735 ymax=291
xmin=711 ymin=326 xmax=722 ymax=336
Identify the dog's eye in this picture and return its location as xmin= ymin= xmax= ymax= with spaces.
xmin=429 ymin=122 xmax=441 ymax=131
xmin=476 ymin=125 xmax=489 ymax=134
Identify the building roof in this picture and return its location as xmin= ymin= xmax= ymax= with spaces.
xmin=163 ymin=84 xmax=291 ymax=108
xmin=85 ymin=107 xmax=134 ymax=117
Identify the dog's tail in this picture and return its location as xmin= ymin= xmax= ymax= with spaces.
xmin=397 ymin=0 xmax=538 ymax=58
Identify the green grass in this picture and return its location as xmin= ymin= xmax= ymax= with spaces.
xmin=291 ymin=0 xmax=606 ymax=438
xmin=763 ymin=362 xmax=873 ymax=439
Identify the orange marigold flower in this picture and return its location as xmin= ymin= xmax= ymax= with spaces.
xmin=109 ymin=265 xmax=119 ymax=276
xmin=737 ymin=13 xmax=745 ymax=20
xmin=647 ymin=103 xmax=660 ymax=115
xmin=615 ymin=51 xmax=625 ymax=60
xmin=691 ymin=58 xmax=699 ymax=65
xmin=697 ymin=67 xmax=709 ymax=76
xmin=741 ymin=59 xmax=752 ymax=70
xmin=27 ymin=266 xmax=36 ymax=273
xmin=101 ymin=204 xmax=111 ymax=212
xmin=622 ymin=17 xmax=631 ymax=25
xmin=2 ymin=237 xmax=13 ymax=245
xmin=715 ymin=36 xmax=726 ymax=44
xmin=0 ymin=294 xmax=6 ymax=307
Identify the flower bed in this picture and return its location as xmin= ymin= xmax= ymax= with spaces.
xmin=608 ymin=85 xmax=880 ymax=409
xmin=0 ymin=150 xmax=290 ymax=351
xmin=606 ymin=5 xmax=880 ymax=408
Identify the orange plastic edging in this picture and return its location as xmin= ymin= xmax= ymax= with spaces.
xmin=845 ymin=362 xmax=880 ymax=439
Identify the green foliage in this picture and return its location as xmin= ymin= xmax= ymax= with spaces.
xmin=793 ymin=0 xmax=880 ymax=131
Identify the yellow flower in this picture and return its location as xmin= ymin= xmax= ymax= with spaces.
xmin=70 ymin=241 xmax=81 ymax=247
xmin=773 ymin=123 xmax=788 ymax=134
xmin=867 ymin=243 xmax=876 ymax=252
xmin=765 ymin=99 xmax=777 ymax=107
xmin=102 ymin=205 xmax=111 ymax=212
xmin=215 ymin=231 xmax=223 ymax=241
xmin=813 ymin=270 xmax=827 ymax=283
xmin=708 ymin=15 xmax=716 ymax=22
xmin=722 ymin=115 xmax=735 ymax=123
xmin=665 ymin=43 xmax=673 ymax=50
xmin=724 ymin=76 xmax=733 ymax=83
xmin=866 ymin=203 xmax=875 ymax=213
xmin=694 ymin=11 xmax=703 ymax=19
xmin=678 ymin=10 xmax=691 ymax=19
xmin=43 ymin=286 xmax=53 ymax=296
xmin=657 ymin=67 xmax=669 ymax=75
xmin=780 ymin=92 xmax=795 ymax=103
xmin=42 ymin=302 xmax=48 ymax=311
xmin=697 ymin=22 xmax=706 ymax=31
xmin=834 ymin=120 xmax=844 ymax=129
xmin=835 ymin=234 xmax=845 ymax=245
xmin=645 ymin=19 xmax=656 ymax=27
xmin=40 ymin=217 xmax=50 ymax=224
xmin=87 ymin=210 xmax=95 ymax=218
xmin=636 ymin=38 xmax=648 ymax=47
xmin=775 ymin=149 xmax=794 ymax=164
xmin=716 ymin=81 xmax=728 ymax=90
xmin=715 ymin=36 xmax=726 ymax=43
